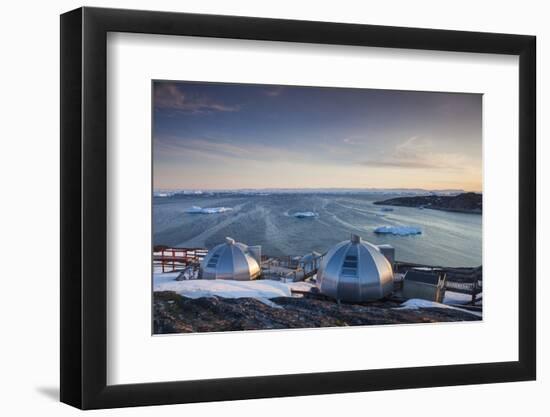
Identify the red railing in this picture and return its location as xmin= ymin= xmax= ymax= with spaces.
xmin=153 ymin=247 xmax=208 ymax=273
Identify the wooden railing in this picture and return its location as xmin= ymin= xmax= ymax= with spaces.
xmin=445 ymin=280 xmax=483 ymax=304
xmin=394 ymin=261 xmax=482 ymax=304
xmin=261 ymin=256 xmax=320 ymax=282
xmin=153 ymin=247 xmax=208 ymax=273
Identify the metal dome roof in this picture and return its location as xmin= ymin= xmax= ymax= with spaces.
xmin=200 ymin=237 xmax=261 ymax=281
xmin=317 ymin=234 xmax=393 ymax=302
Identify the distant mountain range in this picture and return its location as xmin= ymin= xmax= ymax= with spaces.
xmin=373 ymin=192 xmax=482 ymax=214
xmin=154 ymin=187 xmax=472 ymax=196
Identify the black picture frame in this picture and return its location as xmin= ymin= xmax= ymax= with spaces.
xmin=60 ymin=6 xmax=536 ymax=410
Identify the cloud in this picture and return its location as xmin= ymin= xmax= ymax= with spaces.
xmin=154 ymin=135 xmax=301 ymax=164
xmin=360 ymin=159 xmax=441 ymax=169
xmin=154 ymin=83 xmax=240 ymax=113
xmin=342 ymin=136 xmax=365 ymax=145
xmin=359 ymin=136 xmax=469 ymax=171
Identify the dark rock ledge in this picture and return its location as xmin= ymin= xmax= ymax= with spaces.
xmin=153 ymin=291 xmax=480 ymax=334
xmin=374 ymin=192 xmax=482 ymax=214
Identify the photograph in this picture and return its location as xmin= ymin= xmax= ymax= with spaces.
xmin=52 ymin=3 xmax=539 ymax=411
xmin=152 ymin=80 xmax=483 ymax=334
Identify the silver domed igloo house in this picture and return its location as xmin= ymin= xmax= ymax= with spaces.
xmin=200 ymin=237 xmax=261 ymax=281
xmin=317 ymin=234 xmax=394 ymax=302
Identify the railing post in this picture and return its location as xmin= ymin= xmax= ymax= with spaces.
xmin=171 ymin=249 xmax=175 ymax=272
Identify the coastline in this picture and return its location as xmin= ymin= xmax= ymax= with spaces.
xmin=373 ymin=192 xmax=482 ymax=215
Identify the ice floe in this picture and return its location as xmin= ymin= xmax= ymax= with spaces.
xmin=185 ymin=206 xmax=233 ymax=214
xmin=293 ymin=211 xmax=318 ymax=218
xmin=374 ymin=226 xmax=422 ymax=235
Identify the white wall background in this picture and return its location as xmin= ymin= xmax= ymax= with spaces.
xmin=0 ymin=0 xmax=546 ymax=415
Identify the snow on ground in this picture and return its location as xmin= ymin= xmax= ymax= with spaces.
xmin=400 ymin=299 xmax=455 ymax=309
xmin=153 ymin=273 xmax=481 ymax=316
xmin=185 ymin=206 xmax=233 ymax=214
xmin=374 ymin=226 xmax=422 ymax=235
xmin=154 ymin=272 xmax=181 ymax=284
xmin=155 ymin=276 xmax=291 ymax=298
xmin=256 ymin=298 xmax=284 ymax=309
xmin=153 ymin=274 xmax=319 ymax=307
xmin=399 ymin=298 xmax=481 ymax=317
xmin=285 ymin=280 xmax=317 ymax=292
xmin=444 ymin=291 xmax=477 ymax=305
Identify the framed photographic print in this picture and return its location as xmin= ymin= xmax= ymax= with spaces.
xmin=60 ymin=6 xmax=536 ymax=409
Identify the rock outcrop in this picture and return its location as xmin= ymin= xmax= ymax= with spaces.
xmin=374 ymin=192 xmax=482 ymax=214
xmin=153 ymin=291 xmax=480 ymax=334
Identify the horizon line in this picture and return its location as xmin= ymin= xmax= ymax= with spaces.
xmin=153 ymin=186 xmax=481 ymax=193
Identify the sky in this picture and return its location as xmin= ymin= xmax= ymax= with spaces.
xmin=153 ymin=81 xmax=482 ymax=191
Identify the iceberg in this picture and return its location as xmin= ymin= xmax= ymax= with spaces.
xmin=201 ymin=207 xmax=233 ymax=214
xmin=293 ymin=211 xmax=318 ymax=218
xmin=185 ymin=206 xmax=233 ymax=214
xmin=374 ymin=226 xmax=422 ymax=236
xmin=185 ymin=206 xmax=204 ymax=213
xmin=380 ymin=207 xmax=394 ymax=212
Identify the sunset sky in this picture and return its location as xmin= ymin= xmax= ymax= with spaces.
xmin=153 ymin=81 xmax=482 ymax=191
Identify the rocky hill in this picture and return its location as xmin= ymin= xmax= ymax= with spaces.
xmin=374 ymin=192 xmax=482 ymax=214
xmin=153 ymin=291 xmax=480 ymax=334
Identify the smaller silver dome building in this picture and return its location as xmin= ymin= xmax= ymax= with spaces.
xmin=200 ymin=237 xmax=261 ymax=281
xmin=317 ymin=234 xmax=393 ymax=302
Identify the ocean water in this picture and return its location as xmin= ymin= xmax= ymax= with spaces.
xmin=153 ymin=193 xmax=482 ymax=268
